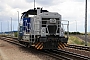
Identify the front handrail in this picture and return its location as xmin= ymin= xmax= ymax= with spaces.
xmin=61 ymin=20 xmax=69 ymax=38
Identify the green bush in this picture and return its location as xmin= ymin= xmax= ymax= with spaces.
xmin=65 ymin=32 xmax=83 ymax=35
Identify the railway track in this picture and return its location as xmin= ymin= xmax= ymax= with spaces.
xmin=41 ymin=50 xmax=71 ymax=60
xmin=5 ymin=36 xmax=90 ymax=51
xmin=0 ymin=37 xmax=24 ymax=47
xmin=47 ymin=49 xmax=90 ymax=60
xmin=0 ymin=37 xmax=69 ymax=60
xmin=66 ymin=44 xmax=90 ymax=51
xmin=40 ymin=49 xmax=90 ymax=60
xmin=0 ymin=37 xmax=90 ymax=60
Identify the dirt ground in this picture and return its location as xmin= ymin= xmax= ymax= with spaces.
xmin=0 ymin=39 xmax=56 ymax=60
xmin=0 ymin=55 xmax=2 ymax=60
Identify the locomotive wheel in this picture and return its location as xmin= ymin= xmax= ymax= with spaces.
xmin=25 ymin=43 xmax=30 ymax=48
xmin=25 ymin=43 xmax=28 ymax=47
xmin=25 ymin=44 xmax=28 ymax=47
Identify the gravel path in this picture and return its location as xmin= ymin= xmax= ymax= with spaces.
xmin=0 ymin=55 xmax=2 ymax=60
xmin=0 ymin=39 xmax=56 ymax=60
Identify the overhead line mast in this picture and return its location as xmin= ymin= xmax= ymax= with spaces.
xmin=85 ymin=0 xmax=87 ymax=46
xmin=34 ymin=0 xmax=35 ymax=9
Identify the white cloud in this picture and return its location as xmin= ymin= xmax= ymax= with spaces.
xmin=0 ymin=0 xmax=90 ymax=32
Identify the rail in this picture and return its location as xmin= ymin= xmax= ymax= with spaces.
xmin=66 ymin=44 xmax=90 ymax=51
xmin=1 ymin=36 xmax=90 ymax=51
xmin=0 ymin=37 xmax=90 ymax=60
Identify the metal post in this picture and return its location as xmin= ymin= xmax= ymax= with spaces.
xmin=13 ymin=24 xmax=14 ymax=32
xmin=17 ymin=11 xmax=19 ymax=25
xmin=33 ymin=0 xmax=35 ymax=42
xmin=85 ymin=0 xmax=87 ymax=46
xmin=7 ymin=21 xmax=9 ymax=35
xmin=8 ymin=21 xmax=9 ymax=32
xmin=1 ymin=22 xmax=2 ymax=34
xmin=17 ymin=11 xmax=19 ymax=38
xmin=75 ymin=20 xmax=77 ymax=35
xmin=67 ymin=21 xmax=69 ymax=38
xmin=11 ymin=17 xmax=12 ymax=37
xmin=13 ymin=25 xmax=15 ymax=37
xmin=34 ymin=0 xmax=35 ymax=8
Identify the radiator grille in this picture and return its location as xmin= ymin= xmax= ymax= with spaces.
xmin=48 ymin=25 xmax=57 ymax=35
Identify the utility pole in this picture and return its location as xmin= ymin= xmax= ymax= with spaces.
xmin=7 ymin=21 xmax=9 ymax=35
xmin=13 ymin=24 xmax=14 ymax=32
xmin=67 ymin=21 xmax=69 ymax=38
xmin=1 ymin=22 xmax=2 ymax=34
xmin=34 ymin=0 xmax=35 ymax=8
xmin=11 ymin=17 xmax=12 ymax=37
xmin=8 ymin=21 xmax=9 ymax=32
xmin=17 ymin=11 xmax=19 ymax=38
xmin=17 ymin=11 xmax=19 ymax=25
xmin=75 ymin=20 xmax=77 ymax=35
xmin=13 ymin=24 xmax=14 ymax=37
xmin=85 ymin=0 xmax=87 ymax=46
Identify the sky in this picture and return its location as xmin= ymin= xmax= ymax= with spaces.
xmin=0 ymin=0 xmax=90 ymax=32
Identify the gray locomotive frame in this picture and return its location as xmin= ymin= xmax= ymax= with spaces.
xmin=19 ymin=7 xmax=69 ymax=49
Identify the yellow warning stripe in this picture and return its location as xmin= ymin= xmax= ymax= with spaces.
xmin=37 ymin=43 xmax=43 ymax=49
xmin=61 ymin=43 xmax=65 ymax=48
xmin=35 ymin=42 xmax=40 ymax=48
xmin=58 ymin=45 xmax=63 ymax=49
xmin=40 ymin=46 xmax=43 ymax=50
xmin=58 ymin=45 xmax=61 ymax=49
xmin=58 ymin=43 xmax=63 ymax=49
xmin=64 ymin=43 xmax=68 ymax=47
xmin=36 ymin=43 xmax=42 ymax=49
xmin=58 ymin=43 xmax=60 ymax=49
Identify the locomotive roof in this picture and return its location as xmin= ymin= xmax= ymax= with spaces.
xmin=22 ymin=8 xmax=48 ymax=15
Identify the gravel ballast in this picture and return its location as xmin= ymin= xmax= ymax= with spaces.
xmin=0 ymin=39 xmax=56 ymax=60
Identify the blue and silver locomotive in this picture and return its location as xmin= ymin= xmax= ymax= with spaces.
xmin=18 ymin=7 xmax=69 ymax=49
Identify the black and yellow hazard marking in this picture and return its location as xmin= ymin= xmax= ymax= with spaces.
xmin=64 ymin=43 xmax=68 ymax=47
xmin=61 ymin=43 xmax=65 ymax=48
xmin=58 ymin=43 xmax=61 ymax=49
xmin=40 ymin=46 xmax=43 ymax=50
xmin=58 ymin=44 xmax=62 ymax=49
xmin=35 ymin=42 xmax=43 ymax=49
xmin=37 ymin=43 xmax=43 ymax=49
xmin=35 ymin=42 xmax=41 ymax=48
xmin=58 ymin=43 xmax=66 ymax=49
xmin=58 ymin=43 xmax=63 ymax=49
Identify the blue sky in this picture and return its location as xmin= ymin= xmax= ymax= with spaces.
xmin=0 ymin=0 xmax=90 ymax=32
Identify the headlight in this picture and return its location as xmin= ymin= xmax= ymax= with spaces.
xmin=50 ymin=19 xmax=56 ymax=23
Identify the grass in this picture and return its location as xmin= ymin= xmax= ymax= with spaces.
xmin=87 ymin=42 xmax=90 ymax=46
xmin=68 ymin=36 xmax=84 ymax=45
xmin=68 ymin=36 xmax=90 ymax=46
xmin=88 ymin=33 xmax=90 ymax=35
